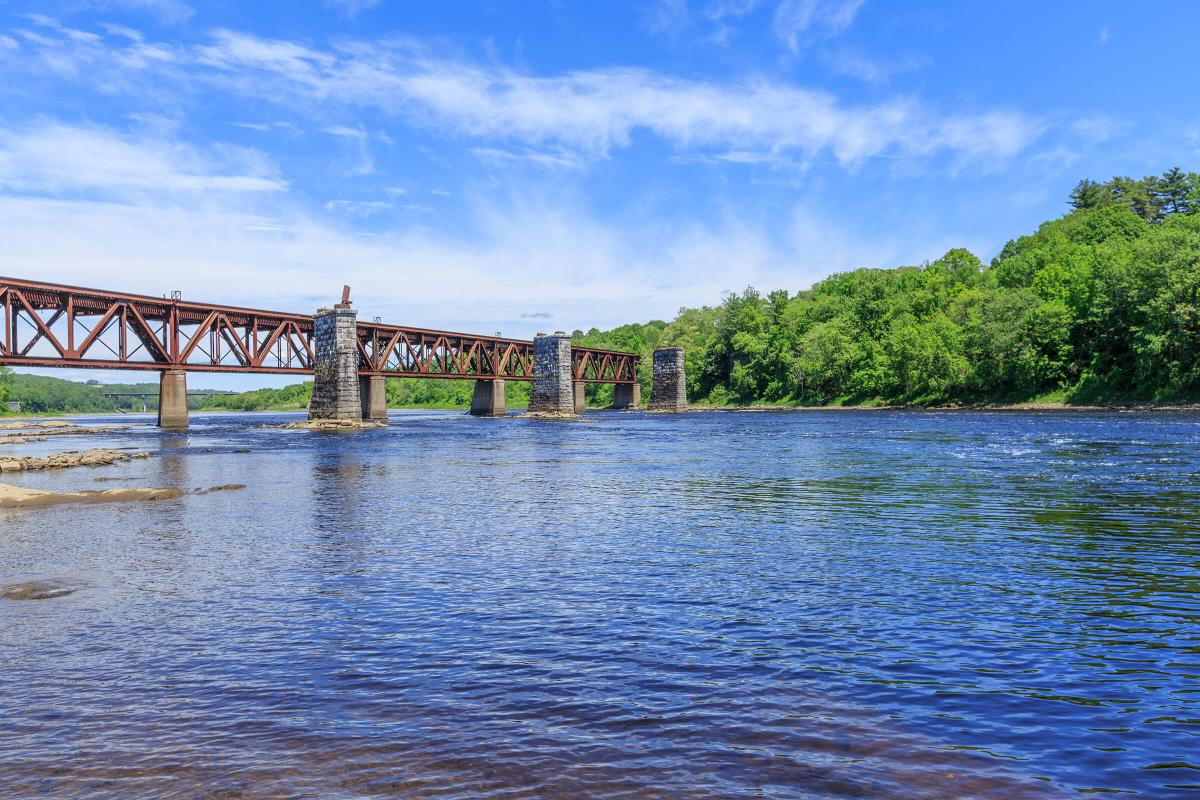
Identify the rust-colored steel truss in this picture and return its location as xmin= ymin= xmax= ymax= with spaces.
xmin=0 ymin=276 xmax=639 ymax=383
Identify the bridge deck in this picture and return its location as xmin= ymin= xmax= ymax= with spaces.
xmin=0 ymin=276 xmax=638 ymax=383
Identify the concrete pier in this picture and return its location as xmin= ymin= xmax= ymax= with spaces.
xmin=157 ymin=369 xmax=189 ymax=430
xmin=309 ymin=306 xmax=362 ymax=422
xmin=612 ymin=382 xmax=641 ymax=409
xmin=528 ymin=332 xmax=575 ymax=416
xmin=469 ymin=379 xmax=507 ymax=416
xmin=573 ymin=382 xmax=586 ymax=414
xmin=649 ymin=346 xmax=687 ymax=411
xmin=360 ymin=375 xmax=387 ymax=422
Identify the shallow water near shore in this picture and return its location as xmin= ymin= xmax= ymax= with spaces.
xmin=1 ymin=409 xmax=1198 ymax=798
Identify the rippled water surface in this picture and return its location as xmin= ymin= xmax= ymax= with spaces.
xmin=2 ymin=409 xmax=1199 ymax=799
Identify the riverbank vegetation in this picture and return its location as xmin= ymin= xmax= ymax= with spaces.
xmin=578 ymin=168 xmax=1200 ymax=407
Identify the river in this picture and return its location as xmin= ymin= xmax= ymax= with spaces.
xmin=1 ymin=409 xmax=1198 ymax=798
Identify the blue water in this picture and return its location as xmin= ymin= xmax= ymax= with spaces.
xmin=1 ymin=409 xmax=1198 ymax=798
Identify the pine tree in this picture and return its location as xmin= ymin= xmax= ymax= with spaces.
xmin=1108 ymin=176 xmax=1163 ymax=222
xmin=1069 ymin=178 xmax=1108 ymax=210
xmin=1157 ymin=167 xmax=1195 ymax=215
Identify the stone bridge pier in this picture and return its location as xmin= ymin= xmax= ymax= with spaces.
xmin=649 ymin=346 xmax=687 ymax=411
xmin=469 ymin=379 xmax=506 ymax=416
xmin=158 ymin=369 xmax=189 ymax=430
xmin=528 ymin=332 xmax=576 ymax=417
xmin=309 ymin=304 xmax=364 ymax=423
xmin=612 ymin=382 xmax=641 ymax=409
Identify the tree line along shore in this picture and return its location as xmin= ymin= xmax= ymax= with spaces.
xmin=3 ymin=168 xmax=1199 ymax=414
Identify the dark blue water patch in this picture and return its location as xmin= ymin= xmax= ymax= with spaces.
xmin=1 ymin=409 xmax=1199 ymax=798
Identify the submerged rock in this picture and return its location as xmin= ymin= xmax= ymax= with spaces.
xmin=0 ymin=578 xmax=87 ymax=600
xmin=194 ymin=484 xmax=247 ymax=494
xmin=0 ymin=482 xmax=182 ymax=509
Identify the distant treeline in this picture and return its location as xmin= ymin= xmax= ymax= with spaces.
xmin=194 ymin=379 xmax=533 ymax=411
xmin=576 ymin=168 xmax=1200 ymax=406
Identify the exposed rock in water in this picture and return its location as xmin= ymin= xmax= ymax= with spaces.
xmin=194 ymin=484 xmax=247 ymax=494
xmin=0 ymin=449 xmax=150 ymax=473
xmin=283 ymin=419 xmax=386 ymax=431
xmin=0 ymin=578 xmax=87 ymax=600
xmin=0 ymin=482 xmax=183 ymax=509
xmin=0 ymin=422 xmax=129 ymax=444
xmin=523 ymin=411 xmax=580 ymax=420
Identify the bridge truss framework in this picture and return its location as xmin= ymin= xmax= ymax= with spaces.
xmin=0 ymin=277 xmax=639 ymax=384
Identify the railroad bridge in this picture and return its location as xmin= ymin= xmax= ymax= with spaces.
xmin=0 ymin=276 xmax=687 ymax=429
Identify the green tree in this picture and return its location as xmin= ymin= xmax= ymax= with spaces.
xmin=1157 ymin=167 xmax=1196 ymax=216
xmin=1069 ymin=178 xmax=1110 ymax=210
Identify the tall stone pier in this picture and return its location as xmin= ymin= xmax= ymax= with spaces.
xmin=309 ymin=306 xmax=362 ymax=422
xmin=469 ymin=379 xmax=506 ymax=416
xmin=528 ymin=332 xmax=575 ymax=416
xmin=158 ymin=369 xmax=188 ymax=430
xmin=573 ymin=382 xmax=587 ymax=414
xmin=649 ymin=346 xmax=687 ymax=411
xmin=360 ymin=375 xmax=387 ymax=422
xmin=612 ymin=382 xmax=641 ymax=409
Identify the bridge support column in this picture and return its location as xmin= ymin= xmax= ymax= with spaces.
xmin=360 ymin=375 xmax=388 ymax=422
xmin=649 ymin=347 xmax=687 ymax=412
xmin=573 ymin=382 xmax=586 ymax=414
xmin=528 ymin=332 xmax=575 ymax=417
xmin=612 ymin=382 xmax=641 ymax=409
xmin=158 ymin=369 xmax=188 ymax=430
xmin=309 ymin=306 xmax=362 ymax=423
xmin=469 ymin=379 xmax=507 ymax=416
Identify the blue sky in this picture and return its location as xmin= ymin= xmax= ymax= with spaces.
xmin=2 ymin=0 xmax=1198 ymax=388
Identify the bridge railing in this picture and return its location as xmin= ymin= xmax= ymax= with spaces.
xmin=0 ymin=276 xmax=640 ymax=382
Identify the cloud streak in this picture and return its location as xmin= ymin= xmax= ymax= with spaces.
xmin=3 ymin=23 xmax=1045 ymax=169
xmin=0 ymin=124 xmax=286 ymax=194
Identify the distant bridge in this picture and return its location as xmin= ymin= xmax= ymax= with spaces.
xmin=0 ymin=276 xmax=638 ymax=384
xmin=103 ymin=390 xmax=231 ymax=413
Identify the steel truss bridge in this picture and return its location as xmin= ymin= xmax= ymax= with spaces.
xmin=0 ymin=277 xmax=639 ymax=384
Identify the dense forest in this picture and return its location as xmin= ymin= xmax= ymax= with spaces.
xmin=2 ymin=168 xmax=1198 ymax=413
xmin=578 ymin=168 xmax=1200 ymax=406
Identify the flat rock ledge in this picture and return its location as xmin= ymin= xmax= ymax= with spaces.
xmin=0 ymin=422 xmax=129 ymax=445
xmin=0 ymin=449 xmax=150 ymax=473
xmin=283 ymin=419 xmax=386 ymax=431
xmin=523 ymin=411 xmax=579 ymax=420
xmin=0 ymin=482 xmax=182 ymax=509
xmin=0 ymin=481 xmax=245 ymax=510
xmin=1 ymin=578 xmax=88 ymax=601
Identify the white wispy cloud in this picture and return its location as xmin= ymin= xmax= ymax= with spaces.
xmin=324 ymin=198 xmax=391 ymax=216
xmin=0 ymin=124 xmax=286 ymax=194
xmin=72 ymin=0 xmax=194 ymax=25
xmin=323 ymin=124 xmax=368 ymax=139
xmin=324 ymin=0 xmax=382 ymax=20
xmin=773 ymin=0 xmax=865 ymax=51
xmin=2 ymin=23 xmax=1043 ymax=169
xmin=822 ymin=47 xmax=928 ymax=84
